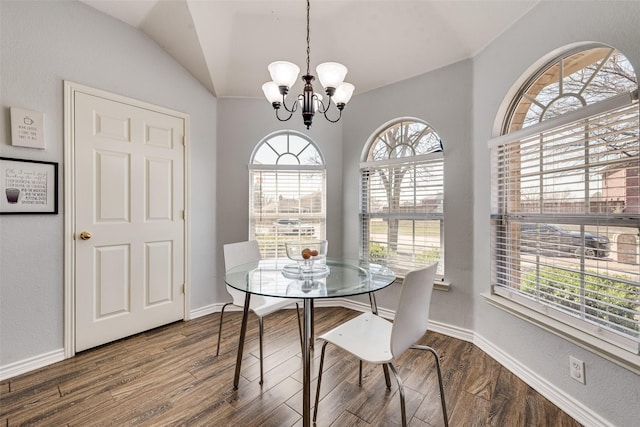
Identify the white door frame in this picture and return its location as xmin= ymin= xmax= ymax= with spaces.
xmin=63 ymin=81 xmax=191 ymax=358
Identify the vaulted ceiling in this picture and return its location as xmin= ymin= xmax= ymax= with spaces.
xmin=81 ymin=0 xmax=538 ymax=99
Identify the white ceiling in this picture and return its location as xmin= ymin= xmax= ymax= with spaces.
xmin=80 ymin=0 xmax=539 ymax=99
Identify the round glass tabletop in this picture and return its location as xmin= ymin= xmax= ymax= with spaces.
xmin=224 ymin=258 xmax=396 ymax=299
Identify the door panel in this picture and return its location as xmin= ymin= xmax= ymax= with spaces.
xmin=96 ymin=151 xmax=130 ymax=222
xmin=145 ymin=240 xmax=173 ymax=305
xmin=146 ymin=158 xmax=173 ymax=220
xmin=96 ymin=244 xmax=130 ymax=317
xmin=74 ymin=92 xmax=185 ymax=352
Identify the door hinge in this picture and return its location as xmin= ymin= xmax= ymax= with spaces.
xmin=181 ymin=283 xmax=185 ymax=294
xmin=181 ymin=210 xmax=185 ymax=220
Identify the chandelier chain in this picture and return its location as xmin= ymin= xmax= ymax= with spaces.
xmin=306 ymin=0 xmax=311 ymax=75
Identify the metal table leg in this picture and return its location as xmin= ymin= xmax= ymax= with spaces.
xmin=302 ymin=298 xmax=312 ymax=427
xmin=233 ymin=292 xmax=251 ymax=389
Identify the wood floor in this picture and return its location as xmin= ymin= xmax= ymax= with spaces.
xmin=1 ymin=307 xmax=582 ymax=427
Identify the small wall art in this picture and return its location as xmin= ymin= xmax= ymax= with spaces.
xmin=0 ymin=157 xmax=58 ymax=214
xmin=11 ymin=107 xmax=45 ymax=149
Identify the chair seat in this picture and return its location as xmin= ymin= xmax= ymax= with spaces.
xmin=251 ymin=296 xmax=299 ymax=318
xmin=318 ymin=312 xmax=393 ymax=364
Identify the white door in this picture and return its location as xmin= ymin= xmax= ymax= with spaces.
xmin=74 ymin=92 xmax=185 ymax=352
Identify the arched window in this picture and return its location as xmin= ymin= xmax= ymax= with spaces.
xmin=360 ymin=119 xmax=444 ymax=277
xmin=490 ymin=45 xmax=640 ymax=354
xmin=249 ymin=131 xmax=326 ymax=259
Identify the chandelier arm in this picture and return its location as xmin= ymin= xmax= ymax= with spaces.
xmin=274 ymin=107 xmax=295 ymax=122
xmin=321 ymin=107 xmax=343 ymax=123
xmin=314 ymin=94 xmax=330 ymax=114
xmin=279 ymin=94 xmax=299 ymax=114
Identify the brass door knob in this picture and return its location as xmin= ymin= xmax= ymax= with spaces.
xmin=79 ymin=231 xmax=92 ymax=240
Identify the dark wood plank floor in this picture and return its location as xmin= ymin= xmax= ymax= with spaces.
xmin=1 ymin=307 xmax=582 ymax=426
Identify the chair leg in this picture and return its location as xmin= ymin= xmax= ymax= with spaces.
xmin=359 ymin=360 xmax=363 ymax=385
xmin=313 ymin=341 xmax=329 ymax=422
xmin=215 ymin=303 xmax=232 ymax=356
xmin=388 ymin=363 xmax=407 ymax=427
xmin=382 ymin=364 xmax=391 ymax=389
xmin=412 ymin=345 xmax=449 ymax=427
xmin=258 ymin=316 xmax=264 ymax=385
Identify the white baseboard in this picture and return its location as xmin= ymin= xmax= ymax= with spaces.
xmin=474 ymin=333 xmax=612 ymax=427
xmin=0 ymin=348 xmax=65 ymax=381
xmin=190 ymin=302 xmax=230 ymax=319
xmin=0 ymin=300 xmax=612 ymax=427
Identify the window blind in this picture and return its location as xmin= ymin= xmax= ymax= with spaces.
xmin=250 ymin=168 xmax=326 ymax=259
xmin=361 ymin=154 xmax=444 ymax=276
xmin=492 ymin=97 xmax=640 ymax=352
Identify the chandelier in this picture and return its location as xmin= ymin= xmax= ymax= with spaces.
xmin=262 ymin=0 xmax=354 ymax=129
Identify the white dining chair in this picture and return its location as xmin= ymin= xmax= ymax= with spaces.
xmin=313 ymin=263 xmax=448 ymax=426
xmin=217 ymin=240 xmax=302 ymax=385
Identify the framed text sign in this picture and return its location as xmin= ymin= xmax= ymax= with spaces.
xmin=0 ymin=157 xmax=58 ymax=214
xmin=10 ymin=108 xmax=45 ymax=149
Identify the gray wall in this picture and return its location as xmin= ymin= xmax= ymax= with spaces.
xmin=0 ymin=1 xmax=217 ymax=364
xmin=472 ymin=1 xmax=640 ymax=425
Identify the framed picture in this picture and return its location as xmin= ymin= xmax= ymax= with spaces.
xmin=0 ymin=157 xmax=58 ymax=214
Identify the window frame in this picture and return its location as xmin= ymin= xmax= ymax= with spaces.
xmin=249 ymin=131 xmax=326 ymax=259
xmin=359 ymin=118 xmax=445 ymax=281
xmin=489 ymin=45 xmax=640 ymax=372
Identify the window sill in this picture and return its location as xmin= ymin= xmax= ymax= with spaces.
xmin=394 ymin=277 xmax=450 ymax=291
xmin=482 ymin=292 xmax=640 ymax=375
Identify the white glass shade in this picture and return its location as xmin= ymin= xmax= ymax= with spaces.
xmin=316 ymin=62 xmax=348 ymax=89
xmin=268 ymin=61 xmax=300 ymax=88
xmin=262 ymin=82 xmax=282 ymax=103
xmin=332 ymin=82 xmax=355 ymax=105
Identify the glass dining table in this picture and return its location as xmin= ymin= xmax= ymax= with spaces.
xmin=224 ymin=257 xmax=396 ymax=427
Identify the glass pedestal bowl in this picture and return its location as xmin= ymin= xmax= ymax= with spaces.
xmin=283 ymin=240 xmax=329 ymax=279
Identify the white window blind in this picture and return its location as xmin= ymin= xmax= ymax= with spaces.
xmin=361 ymin=153 xmax=444 ymax=276
xmin=249 ymin=131 xmax=326 ymax=259
xmin=250 ymin=166 xmax=326 ymax=259
xmin=492 ymin=97 xmax=640 ymax=353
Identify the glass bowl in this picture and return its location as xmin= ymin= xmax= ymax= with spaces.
xmin=285 ymin=240 xmax=328 ymax=274
xmin=285 ymin=240 xmax=327 ymax=262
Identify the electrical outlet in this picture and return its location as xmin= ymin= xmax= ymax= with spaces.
xmin=569 ymin=356 xmax=586 ymax=384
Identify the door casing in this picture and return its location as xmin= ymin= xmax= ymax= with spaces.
xmin=63 ymin=81 xmax=191 ymax=358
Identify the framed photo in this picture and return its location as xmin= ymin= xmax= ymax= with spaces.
xmin=0 ymin=157 xmax=58 ymax=214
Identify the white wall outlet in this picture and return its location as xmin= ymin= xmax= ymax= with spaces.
xmin=569 ymin=356 xmax=586 ymax=384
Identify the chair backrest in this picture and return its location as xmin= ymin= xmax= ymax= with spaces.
xmin=223 ymin=240 xmax=261 ymax=272
xmin=390 ymin=263 xmax=438 ymax=358
xmin=223 ymin=240 xmax=262 ymax=306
